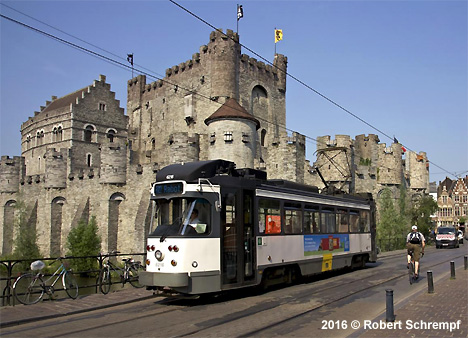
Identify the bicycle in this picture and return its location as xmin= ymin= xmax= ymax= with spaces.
xmin=98 ymin=251 xmax=145 ymax=294
xmin=13 ymin=257 xmax=79 ymax=305
xmin=407 ymin=249 xmax=423 ymax=285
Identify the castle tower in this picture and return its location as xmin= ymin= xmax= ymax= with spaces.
xmin=44 ymin=148 xmax=68 ymax=189
xmin=100 ymin=141 xmax=127 ymax=184
xmin=377 ymin=143 xmax=404 ymax=185
xmin=208 ymin=29 xmax=240 ymax=100
xmin=205 ymin=98 xmax=259 ymax=168
xmin=268 ymin=132 xmax=306 ymax=183
xmin=406 ymin=151 xmax=429 ymax=192
xmin=168 ymin=132 xmax=200 ymax=164
xmin=314 ymin=135 xmax=353 ymax=191
xmin=0 ymin=156 xmax=25 ymax=193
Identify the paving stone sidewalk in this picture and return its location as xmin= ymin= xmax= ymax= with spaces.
xmin=0 ymin=286 xmax=156 ymax=328
xmin=360 ymin=267 xmax=467 ymax=338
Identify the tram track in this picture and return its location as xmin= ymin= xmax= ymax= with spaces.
xmin=177 ymin=252 xmax=467 ymax=337
xmin=2 ymin=250 xmax=465 ymax=337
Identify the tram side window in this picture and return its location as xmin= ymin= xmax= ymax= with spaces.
xmin=360 ymin=210 xmax=370 ymax=232
xmin=284 ymin=203 xmax=302 ymax=234
xmin=337 ymin=209 xmax=349 ymax=233
xmin=349 ymin=212 xmax=360 ymax=232
xmin=304 ymin=208 xmax=320 ymax=234
xmin=258 ymin=199 xmax=281 ymax=234
xmin=321 ymin=209 xmax=336 ymax=233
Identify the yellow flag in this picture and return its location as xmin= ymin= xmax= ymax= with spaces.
xmin=275 ymin=29 xmax=283 ymax=43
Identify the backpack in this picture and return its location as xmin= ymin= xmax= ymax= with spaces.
xmin=409 ymin=232 xmax=421 ymax=244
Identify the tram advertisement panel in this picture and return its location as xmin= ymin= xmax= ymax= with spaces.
xmin=304 ymin=234 xmax=350 ymax=256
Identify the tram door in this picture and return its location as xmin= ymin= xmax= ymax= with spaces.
xmin=221 ymin=188 xmax=255 ymax=287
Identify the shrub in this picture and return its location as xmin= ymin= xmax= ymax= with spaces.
xmin=66 ymin=216 xmax=101 ymax=274
xmin=12 ymin=200 xmax=41 ymax=270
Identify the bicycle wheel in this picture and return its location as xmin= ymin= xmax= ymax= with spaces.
xmin=63 ymin=271 xmax=79 ymax=299
xmin=13 ymin=273 xmax=44 ymax=305
xmin=408 ymin=262 xmax=414 ymax=285
xmin=99 ymin=267 xmax=112 ymax=294
xmin=128 ymin=263 xmax=145 ymax=288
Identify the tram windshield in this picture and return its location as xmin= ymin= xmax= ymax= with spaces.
xmin=149 ymin=198 xmax=211 ymax=237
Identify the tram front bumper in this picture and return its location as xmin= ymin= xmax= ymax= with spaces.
xmin=139 ymin=271 xmax=189 ymax=287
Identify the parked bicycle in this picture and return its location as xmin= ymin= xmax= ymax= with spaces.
xmin=98 ymin=251 xmax=145 ymax=294
xmin=13 ymin=257 xmax=79 ymax=305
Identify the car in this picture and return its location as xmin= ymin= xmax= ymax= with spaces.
xmin=435 ymin=226 xmax=459 ymax=249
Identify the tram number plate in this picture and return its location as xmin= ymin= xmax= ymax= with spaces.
xmin=156 ymin=262 xmax=164 ymax=268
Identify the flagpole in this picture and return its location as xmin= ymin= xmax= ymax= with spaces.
xmin=237 ymin=3 xmax=239 ymax=34
xmin=274 ymin=27 xmax=277 ymax=55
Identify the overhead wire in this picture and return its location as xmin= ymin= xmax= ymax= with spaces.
xmin=168 ymin=0 xmax=459 ymax=180
xmin=0 ymin=4 xmax=458 ymax=180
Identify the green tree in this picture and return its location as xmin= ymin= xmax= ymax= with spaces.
xmin=397 ymin=185 xmax=411 ymax=230
xmin=410 ymin=195 xmax=438 ymax=238
xmin=66 ymin=216 xmax=101 ymax=273
xmin=13 ymin=200 xmax=41 ymax=270
xmin=377 ymin=188 xmax=408 ymax=251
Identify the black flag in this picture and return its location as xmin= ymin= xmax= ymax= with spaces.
xmin=237 ymin=4 xmax=243 ymax=20
xmin=127 ymin=53 xmax=134 ymax=66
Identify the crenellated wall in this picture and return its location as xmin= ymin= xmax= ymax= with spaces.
xmin=0 ymin=28 xmax=431 ymax=258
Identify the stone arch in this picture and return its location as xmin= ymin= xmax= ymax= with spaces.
xmin=50 ymin=197 xmax=66 ymax=257
xmin=106 ymin=128 xmax=117 ymax=143
xmin=2 ymin=200 xmax=16 ymax=255
xmin=260 ymin=129 xmax=267 ymax=146
xmin=84 ymin=124 xmax=96 ymax=143
xmin=108 ymin=193 xmax=125 ymax=253
xmin=251 ymin=85 xmax=268 ymax=116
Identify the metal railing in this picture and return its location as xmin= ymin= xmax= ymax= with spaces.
xmin=0 ymin=252 xmax=145 ymax=306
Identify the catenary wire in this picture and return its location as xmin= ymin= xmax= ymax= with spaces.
xmin=0 ymin=8 xmax=458 ymax=180
xmin=168 ymin=0 xmax=459 ymax=179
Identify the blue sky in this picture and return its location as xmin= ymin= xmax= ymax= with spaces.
xmin=1 ymin=0 xmax=466 ymax=184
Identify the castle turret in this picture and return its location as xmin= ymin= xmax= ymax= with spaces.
xmin=314 ymin=135 xmax=353 ymax=191
xmin=208 ymin=29 xmax=240 ymax=100
xmin=44 ymin=149 xmax=68 ymax=188
xmin=100 ymin=141 xmax=127 ymax=184
xmin=406 ymin=151 xmax=429 ymax=192
xmin=168 ymin=132 xmax=200 ymax=164
xmin=205 ymin=98 xmax=259 ymax=168
xmin=0 ymin=156 xmax=25 ymax=193
xmin=377 ymin=143 xmax=404 ymax=185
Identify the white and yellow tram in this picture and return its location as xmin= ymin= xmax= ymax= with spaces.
xmin=140 ymin=160 xmax=377 ymax=295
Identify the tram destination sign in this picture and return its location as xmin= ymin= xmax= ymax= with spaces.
xmin=153 ymin=182 xmax=184 ymax=195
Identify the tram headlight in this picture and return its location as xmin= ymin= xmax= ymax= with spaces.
xmin=155 ymin=250 xmax=164 ymax=261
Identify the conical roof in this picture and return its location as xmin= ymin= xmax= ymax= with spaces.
xmin=204 ymin=98 xmax=260 ymax=129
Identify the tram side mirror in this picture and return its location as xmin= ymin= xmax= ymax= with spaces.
xmin=215 ymin=200 xmax=221 ymax=212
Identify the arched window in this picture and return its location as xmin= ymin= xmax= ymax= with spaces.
xmin=50 ymin=197 xmax=66 ymax=257
xmin=52 ymin=127 xmax=58 ymax=142
xmin=107 ymin=129 xmax=116 ymax=143
xmin=84 ymin=125 xmax=94 ymax=142
xmin=108 ymin=193 xmax=125 ymax=253
xmin=261 ymin=129 xmax=267 ymax=146
xmin=57 ymin=126 xmax=63 ymax=141
xmin=3 ymin=200 xmax=16 ymax=255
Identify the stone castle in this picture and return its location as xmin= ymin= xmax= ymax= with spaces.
xmin=0 ymin=29 xmax=430 ymax=256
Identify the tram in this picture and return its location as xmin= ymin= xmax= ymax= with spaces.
xmin=140 ymin=160 xmax=377 ymax=295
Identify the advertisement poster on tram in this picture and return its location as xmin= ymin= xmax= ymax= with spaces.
xmin=304 ymin=234 xmax=350 ymax=256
